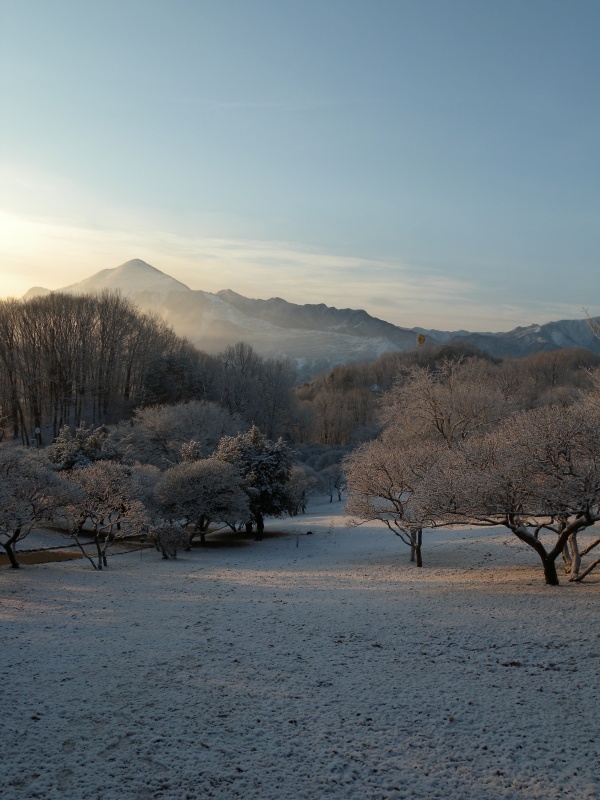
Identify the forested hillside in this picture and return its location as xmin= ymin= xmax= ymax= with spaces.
xmin=2 ymin=293 xmax=599 ymax=450
xmin=295 ymin=343 xmax=600 ymax=445
xmin=0 ymin=294 xmax=297 ymax=445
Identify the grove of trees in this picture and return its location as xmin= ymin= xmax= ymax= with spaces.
xmin=0 ymin=294 xmax=301 ymax=446
xmin=153 ymin=458 xmax=249 ymax=546
xmin=345 ymin=359 xmax=600 ymax=584
xmin=2 ymin=291 xmax=600 ymax=587
xmin=0 ymin=293 xmax=198 ymax=443
xmin=0 ymin=423 xmax=298 ymax=568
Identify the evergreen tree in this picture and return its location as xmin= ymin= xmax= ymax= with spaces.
xmin=215 ymin=425 xmax=295 ymax=538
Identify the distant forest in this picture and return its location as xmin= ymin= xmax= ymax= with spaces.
xmin=1 ymin=292 xmax=599 ymax=449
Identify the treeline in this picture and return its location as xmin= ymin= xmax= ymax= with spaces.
xmin=0 ymin=293 xmax=192 ymax=442
xmin=2 ymin=293 xmax=599 ymax=450
xmin=0 ymin=294 xmax=297 ymax=444
xmin=295 ymin=343 xmax=600 ymax=445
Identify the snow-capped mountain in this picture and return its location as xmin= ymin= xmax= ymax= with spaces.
xmin=416 ymin=318 xmax=600 ymax=358
xmin=24 ymin=259 xmax=600 ymax=373
xmin=62 ymin=259 xmax=191 ymax=301
xmin=22 ymin=260 xmax=190 ymax=304
xmin=24 ymin=260 xmax=422 ymax=374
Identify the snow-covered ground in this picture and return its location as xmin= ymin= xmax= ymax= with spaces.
xmin=1 ymin=499 xmax=599 ymax=800
xmin=11 ymin=528 xmax=75 ymax=552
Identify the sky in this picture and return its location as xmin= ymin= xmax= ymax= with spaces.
xmin=1 ymin=0 xmax=599 ymax=332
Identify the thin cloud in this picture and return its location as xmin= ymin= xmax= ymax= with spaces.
xmin=1 ymin=183 xmax=598 ymax=331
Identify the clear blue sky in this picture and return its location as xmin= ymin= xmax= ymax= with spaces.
xmin=1 ymin=0 xmax=598 ymax=331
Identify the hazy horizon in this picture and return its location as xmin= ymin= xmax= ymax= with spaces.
xmin=1 ymin=1 xmax=599 ymax=331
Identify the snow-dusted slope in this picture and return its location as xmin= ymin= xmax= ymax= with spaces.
xmin=418 ymin=318 xmax=600 ymax=358
xmin=141 ymin=291 xmax=407 ymax=376
xmin=59 ymin=259 xmax=192 ymax=301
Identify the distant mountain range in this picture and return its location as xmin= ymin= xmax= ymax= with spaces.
xmin=25 ymin=259 xmax=600 ymax=376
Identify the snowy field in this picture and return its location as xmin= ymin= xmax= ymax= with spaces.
xmin=1 ymin=499 xmax=599 ymax=800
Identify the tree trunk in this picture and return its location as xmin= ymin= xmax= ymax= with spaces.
xmin=415 ymin=528 xmax=423 ymax=567
xmin=2 ymin=541 xmax=20 ymax=569
xmin=72 ymin=534 xmax=98 ymax=569
xmin=196 ymin=515 xmax=209 ymax=545
xmin=571 ymin=555 xmax=600 ymax=582
xmin=255 ymin=514 xmax=264 ymax=541
xmin=567 ymin=534 xmax=581 ymax=580
xmin=95 ymin=537 xmax=103 ymax=570
xmin=541 ymin=555 xmax=559 ymax=586
xmin=511 ymin=523 xmax=562 ymax=586
xmin=409 ymin=529 xmax=423 ymax=566
xmin=415 ymin=544 xmax=423 ymax=568
xmin=561 ymin=543 xmax=572 ymax=573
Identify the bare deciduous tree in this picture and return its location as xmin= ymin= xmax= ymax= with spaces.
xmin=66 ymin=461 xmax=149 ymax=569
xmin=344 ymin=435 xmax=442 ymax=567
xmin=382 ymin=358 xmax=514 ymax=448
xmin=0 ymin=293 xmax=203 ymax=441
xmin=421 ymin=402 xmax=600 ymax=585
xmin=217 ymin=342 xmax=297 ymax=437
xmin=319 ymin=463 xmax=346 ymax=503
xmin=287 ymin=464 xmax=318 ymax=515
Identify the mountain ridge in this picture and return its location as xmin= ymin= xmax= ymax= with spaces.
xmin=23 ymin=259 xmax=600 ymax=373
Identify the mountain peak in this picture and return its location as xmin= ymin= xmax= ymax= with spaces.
xmin=114 ymin=259 xmax=166 ymax=275
xmin=60 ymin=259 xmax=191 ymax=298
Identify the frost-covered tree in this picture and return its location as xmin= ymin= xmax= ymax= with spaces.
xmin=180 ymin=439 xmax=202 ymax=463
xmin=382 ymin=359 xmax=515 ymax=449
xmin=215 ymin=425 xmax=295 ymax=538
xmin=287 ymin=464 xmax=318 ymax=515
xmin=111 ymin=400 xmax=243 ymax=467
xmin=344 ymin=435 xmax=442 ymax=567
xmin=45 ymin=422 xmax=120 ymax=470
xmin=153 ymin=457 xmax=249 ymax=546
xmin=125 ymin=463 xmax=191 ymax=559
xmin=151 ymin=524 xmax=191 ymax=559
xmin=422 ymin=402 xmax=600 ymax=585
xmin=66 ymin=461 xmax=149 ymax=569
xmin=319 ymin=463 xmax=346 ymax=503
xmin=0 ymin=449 xmax=79 ymax=568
